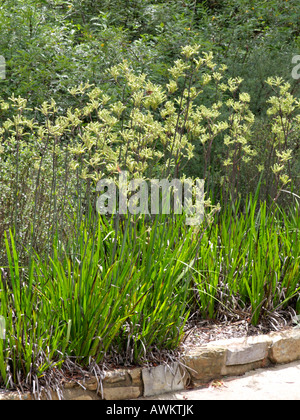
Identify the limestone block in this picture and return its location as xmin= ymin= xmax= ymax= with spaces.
xmin=0 ymin=391 xmax=32 ymax=401
xmin=184 ymin=347 xmax=226 ymax=383
xmin=103 ymin=386 xmax=142 ymax=400
xmin=225 ymin=337 xmax=270 ymax=366
xmin=101 ymin=368 xmax=143 ymax=400
xmin=103 ymin=370 xmax=129 ymax=385
xmin=222 ymin=358 xmax=271 ymax=377
xmin=128 ymin=368 xmax=142 ymax=386
xmin=62 ymin=388 xmax=101 ymax=401
xmin=85 ymin=377 xmax=99 ymax=392
xmin=142 ymin=363 xmax=187 ymax=397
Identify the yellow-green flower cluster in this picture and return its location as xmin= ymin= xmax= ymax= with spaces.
xmin=0 ymin=45 xmax=298 ymax=207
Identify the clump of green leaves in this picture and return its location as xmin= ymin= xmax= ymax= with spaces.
xmin=0 ymin=213 xmax=199 ymax=392
xmin=193 ymin=194 xmax=300 ymax=325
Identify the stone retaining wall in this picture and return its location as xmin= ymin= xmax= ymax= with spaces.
xmin=1 ymin=328 xmax=300 ymax=400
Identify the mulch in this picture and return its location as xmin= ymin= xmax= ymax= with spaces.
xmin=180 ymin=317 xmax=295 ymax=352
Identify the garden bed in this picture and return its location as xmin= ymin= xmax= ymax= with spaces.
xmin=180 ymin=318 xmax=294 ymax=351
xmin=2 ymin=325 xmax=300 ymax=400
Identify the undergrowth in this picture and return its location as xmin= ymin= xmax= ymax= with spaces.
xmin=0 ymin=197 xmax=299 ymax=393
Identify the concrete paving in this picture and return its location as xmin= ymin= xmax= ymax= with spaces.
xmin=140 ymin=361 xmax=300 ymax=400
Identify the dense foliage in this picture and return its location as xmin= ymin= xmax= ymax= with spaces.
xmin=0 ymin=0 xmax=299 ymax=394
xmin=1 ymin=0 xmax=299 ymax=194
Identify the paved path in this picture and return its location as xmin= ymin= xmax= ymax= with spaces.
xmin=140 ymin=361 xmax=300 ymax=400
